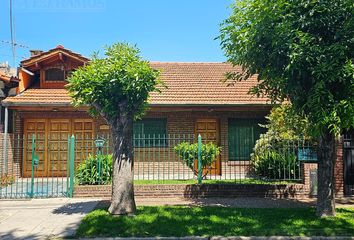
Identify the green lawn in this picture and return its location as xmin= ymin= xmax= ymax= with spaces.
xmin=133 ymin=178 xmax=299 ymax=185
xmin=76 ymin=206 xmax=354 ymax=237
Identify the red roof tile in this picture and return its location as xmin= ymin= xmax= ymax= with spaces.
xmin=149 ymin=62 xmax=268 ymax=105
xmin=3 ymin=62 xmax=270 ymax=107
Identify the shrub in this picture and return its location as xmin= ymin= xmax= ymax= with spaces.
xmin=174 ymin=142 xmax=221 ymax=177
xmin=250 ymin=104 xmax=313 ymax=180
xmin=1 ymin=174 xmax=15 ymax=187
xmin=251 ymin=136 xmax=299 ymax=179
xmin=75 ymin=154 xmax=113 ymax=185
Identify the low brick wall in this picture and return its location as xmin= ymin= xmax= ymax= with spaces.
xmin=74 ymin=183 xmax=311 ymax=199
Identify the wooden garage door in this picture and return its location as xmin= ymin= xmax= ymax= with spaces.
xmin=47 ymin=119 xmax=71 ymax=177
xmin=195 ymin=119 xmax=221 ymax=175
xmin=23 ymin=118 xmax=94 ymax=177
xmin=72 ymin=119 xmax=95 ymax=166
xmin=24 ymin=119 xmax=46 ymax=177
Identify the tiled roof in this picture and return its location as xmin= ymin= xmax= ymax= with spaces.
xmin=3 ymin=89 xmax=71 ymax=106
xmin=0 ymin=70 xmax=19 ymax=84
xmin=149 ymin=62 xmax=268 ymax=105
xmin=3 ymin=62 xmax=270 ymax=107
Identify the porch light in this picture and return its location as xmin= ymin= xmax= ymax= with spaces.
xmin=94 ymin=137 xmax=106 ymax=149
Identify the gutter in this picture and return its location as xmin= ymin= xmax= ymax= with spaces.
xmin=1 ymin=102 xmax=74 ymax=107
xmin=2 ymin=102 xmax=275 ymax=108
xmin=149 ymin=103 xmax=274 ymax=107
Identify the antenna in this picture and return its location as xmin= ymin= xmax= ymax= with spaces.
xmin=2 ymin=1 xmax=29 ymax=66
xmin=9 ymin=0 xmax=15 ymax=66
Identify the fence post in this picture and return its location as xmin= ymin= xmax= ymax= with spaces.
xmin=30 ymin=134 xmax=35 ymax=198
xmin=66 ymin=136 xmax=70 ymax=197
xmin=197 ymin=134 xmax=202 ymax=184
xmin=68 ymin=135 xmax=75 ymax=198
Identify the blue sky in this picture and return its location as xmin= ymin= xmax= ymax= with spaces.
xmin=0 ymin=0 xmax=232 ymax=67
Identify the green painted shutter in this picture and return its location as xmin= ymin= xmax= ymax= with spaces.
xmin=133 ymin=119 xmax=167 ymax=147
xmin=228 ymin=119 xmax=265 ymax=161
xmin=133 ymin=122 xmax=144 ymax=147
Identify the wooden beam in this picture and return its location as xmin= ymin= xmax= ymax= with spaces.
xmin=59 ymin=52 xmax=64 ymax=62
xmin=21 ymin=67 xmax=34 ymax=76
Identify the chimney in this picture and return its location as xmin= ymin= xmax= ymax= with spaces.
xmin=29 ymin=50 xmax=43 ymax=56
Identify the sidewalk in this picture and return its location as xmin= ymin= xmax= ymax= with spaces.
xmin=135 ymin=196 xmax=354 ymax=208
xmin=0 ymin=198 xmax=100 ymax=239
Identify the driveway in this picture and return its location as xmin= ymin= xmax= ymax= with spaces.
xmin=0 ymin=198 xmax=100 ymax=240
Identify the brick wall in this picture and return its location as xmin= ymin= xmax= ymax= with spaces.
xmin=334 ymin=137 xmax=344 ymax=196
xmin=124 ymin=110 xmax=267 ymax=179
xmin=13 ymin=108 xmax=268 ymax=178
xmin=73 ymin=183 xmax=311 ymax=199
xmin=301 ymin=137 xmax=345 ymax=197
xmin=0 ymin=133 xmax=21 ymax=178
xmin=0 ymin=112 xmax=23 ymax=179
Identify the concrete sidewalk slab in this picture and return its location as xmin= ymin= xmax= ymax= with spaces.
xmin=0 ymin=198 xmax=100 ymax=239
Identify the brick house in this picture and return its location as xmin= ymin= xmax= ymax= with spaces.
xmin=1 ymin=46 xmax=352 ymax=197
xmin=1 ymin=45 xmax=271 ymax=178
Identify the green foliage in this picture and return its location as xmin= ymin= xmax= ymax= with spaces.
xmin=220 ymin=0 xmax=354 ymax=136
xmin=67 ymin=43 xmax=161 ymax=121
xmin=263 ymin=104 xmax=311 ymax=141
xmin=174 ymin=142 xmax=221 ymax=175
xmin=0 ymin=174 xmax=15 ymax=187
xmin=251 ymin=105 xmax=310 ymax=179
xmin=251 ymin=137 xmax=299 ymax=179
xmin=75 ymin=154 xmax=113 ymax=185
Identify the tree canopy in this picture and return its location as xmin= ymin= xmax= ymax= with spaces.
xmin=262 ymin=104 xmax=311 ymax=141
xmin=67 ymin=43 xmax=161 ymax=122
xmin=220 ymin=0 xmax=354 ymax=136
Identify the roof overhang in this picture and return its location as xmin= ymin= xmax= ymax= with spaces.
xmin=21 ymin=46 xmax=89 ymax=70
xmin=3 ymin=102 xmax=273 ymax=113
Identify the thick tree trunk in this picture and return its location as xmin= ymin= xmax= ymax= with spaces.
xmin=108 ymin=113 xmax=136 ymax=215
xmin=316 ymin=129 xmax=336 ymax=217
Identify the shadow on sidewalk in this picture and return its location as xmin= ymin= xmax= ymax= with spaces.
xmin=187 ymin=197 xmax=315 ymax=208
xmin=52 ymin=200 xmax=100 ymax=215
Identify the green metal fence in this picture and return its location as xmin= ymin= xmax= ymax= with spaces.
xmin=74 ymin=133 xmax=315 ymax=185
xmin=0 ymin=134 xmax=76 ymax=199
xmin=0 ymin=132 xmax=316 ymax=198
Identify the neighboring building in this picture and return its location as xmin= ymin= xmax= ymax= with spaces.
xmin=2 ymin=45 xmax=271 ymax=179
xmin=0 ymin=62 xmax=19 ymax=132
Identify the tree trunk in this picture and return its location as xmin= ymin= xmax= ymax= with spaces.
xmin=316 ymin=129 xmax=336 ymax=217
xmin=108 ymin=113 xmax=136 ymax=215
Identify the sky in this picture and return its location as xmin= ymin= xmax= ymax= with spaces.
xmin=0 ymin=0 xmax=233 ymax=67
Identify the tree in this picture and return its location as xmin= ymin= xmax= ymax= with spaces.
xmin=219 ymin=0 xmax=354 ymax=216
xmin=67 ymin=43 xmax=160 ymax=215
xmin=261 ymin=104 xmax=311 ymax=141
xmin=251 ymin=104 xmax=312 ymax=180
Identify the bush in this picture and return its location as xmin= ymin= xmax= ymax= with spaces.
xmin=1 ymin=174 xmax=15 ymax=187
xmin=174 ymin=142 xmax=221 ymax=176
xmin=250 ymin=104 xmax=313 ymax=180
xmin=251 ymin=136 xmax=299 ymax=179
xmin=75 ymin=154 xmax=113 ymax=185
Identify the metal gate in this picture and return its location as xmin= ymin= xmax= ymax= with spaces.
xmin=0 ymin=135 xmax=75 ymax=199
xmin=344 ymin=134 xmax=354 ymax=196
